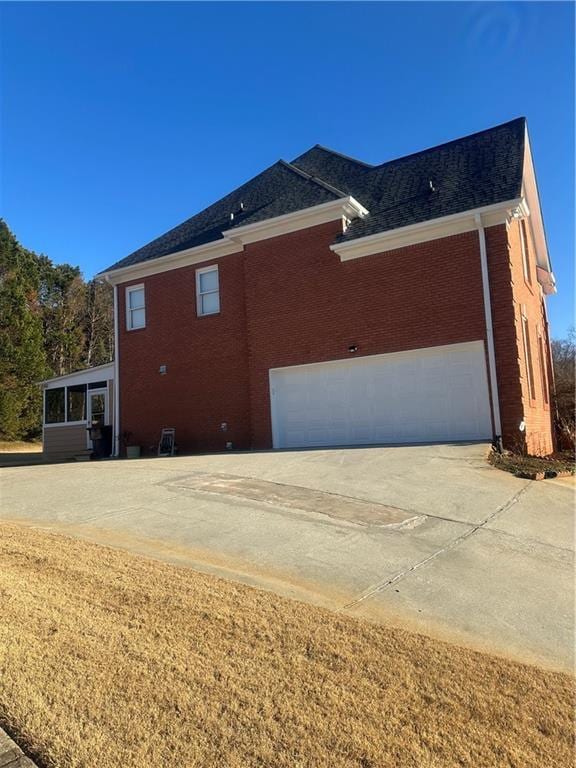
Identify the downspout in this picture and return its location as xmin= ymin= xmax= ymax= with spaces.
xmin=475 ymin=213 xmax=502 ymax=445
xmin=112 ymin=283 xmax=120 ymax=457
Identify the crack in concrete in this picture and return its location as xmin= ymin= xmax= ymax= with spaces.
xmin=339 ymin=482 xmax=532 ymax=611
xmin=476 ymin=523 xmax=575 ymax=555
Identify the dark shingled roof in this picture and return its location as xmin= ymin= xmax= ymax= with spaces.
xmin=104 ymin=118 xmax=526 ymax=272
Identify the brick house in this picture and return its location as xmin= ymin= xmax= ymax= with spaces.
xmin=45 ymin=117 xmax=556 ymax=459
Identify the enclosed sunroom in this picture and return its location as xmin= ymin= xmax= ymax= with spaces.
xmin=41 ymin=362 xmax=115 ymax=461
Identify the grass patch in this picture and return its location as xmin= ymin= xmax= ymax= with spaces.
xmin=0 ymin=522 xmax=573 ymax=768
xmin=0 ymin=440 xmax=42 ymax=453
xmin=489 ymin=449 xmax=575 ymax=478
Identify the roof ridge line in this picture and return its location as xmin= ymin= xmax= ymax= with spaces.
xmin=308 ymin=144 xmax=374 ymax=169
xmin=372 ymin=116 xmax=527 ymax=171
xmin=279 ymin=159 xmax=346 ymax=199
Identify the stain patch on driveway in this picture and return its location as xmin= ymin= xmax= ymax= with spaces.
xmin=162 ymin=472 xmax=421 ymax=528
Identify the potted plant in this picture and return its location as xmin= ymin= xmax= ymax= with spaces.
xmin=122 ymin=430 xmax=141 ymax=459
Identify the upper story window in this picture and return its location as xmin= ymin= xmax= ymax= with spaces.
xmin=519 ymin=220 xmax=532 ymax=285
xmin=196 ymin=265 xmax=220 ymax=316
xmin=126 ymin=284 xmax=146 ymax=330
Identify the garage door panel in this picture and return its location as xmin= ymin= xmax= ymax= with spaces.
xmin=270 ymin=341 xmax=493 ymax=449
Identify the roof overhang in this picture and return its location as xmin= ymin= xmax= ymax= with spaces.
xmin=100 ymin=238 xmax=244 ymax=285
xmin=222 ymin=196 xmax=368 ymax=245
xmin=40 ymin=362 xmax=115 ymax=389
xmin=100 ymin=196 xmax=368 ymax=284
xmin=330 ymin=199 xmax=525 ymax=262
xmin=521 ymin=125 xmax=556 ymax=293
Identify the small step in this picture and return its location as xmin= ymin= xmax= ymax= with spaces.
xmin=73 ymin=451 xmax=92 ymax=462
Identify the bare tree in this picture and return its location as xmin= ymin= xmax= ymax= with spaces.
xmin=85 ymin=279 xmax=114 ymax=367
xmin=551 ymin=327 xmax=575 ymax=449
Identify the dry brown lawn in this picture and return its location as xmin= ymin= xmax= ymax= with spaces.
xmin=0 ymin=522 xmax=573 ymax=768
xmin=0 ymin=441 xmax=41 ymax=453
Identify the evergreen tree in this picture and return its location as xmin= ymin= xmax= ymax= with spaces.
xmin=0 ymin=220 xmax=114 ymax=441
xmin=0 ymin=221 xmax=47 ymax=440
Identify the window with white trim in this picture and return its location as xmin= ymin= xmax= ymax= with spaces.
xmin=45 ymin=387 xmax=65 ymax=424
xmin=196 ymin=266 xmax=220 ymax=316
xmin=44 ymin=384 xmax=89 ymax=424
xmin=521 ymin=310 xmax=536 ymax=401
xmin=520 ymin=220 xmax=532 ymax=285
xmin=126 ymin=284 xmax=146 ymax=330
xmin=537 ymin=332 xmax=549 ymax=405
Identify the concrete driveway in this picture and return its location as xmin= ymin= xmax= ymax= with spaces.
xmin=1 ymin=443 xmax=573 ymax=672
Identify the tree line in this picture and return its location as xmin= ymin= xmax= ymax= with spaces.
xmin=551 ymin=329 xmax=575 ymax=448
xmin=0 ymin=220 xmax=113 ymax=441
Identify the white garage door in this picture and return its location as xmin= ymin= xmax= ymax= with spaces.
xmin=269 ymin=341 xmax=493 ymax=449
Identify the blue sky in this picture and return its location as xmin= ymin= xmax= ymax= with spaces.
xmin=1 ymin=1 xmax=574 ymax=336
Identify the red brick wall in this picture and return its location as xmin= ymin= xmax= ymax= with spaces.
xmin=485 ymin=224 xmax=525 ymax=450
xmin=243 ymin=221 xmax=489 ymax=448
xmin=116 ymin=217 xmax=552 ymax=454
xmin=117 ymin=253 xmax=251 ymax=453
xmin=495 ymin=219 xmax=554 ymax=455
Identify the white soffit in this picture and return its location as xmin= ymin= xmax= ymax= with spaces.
xmin=522 ymin=127 xmax=555 ymax=292
xmin=42 ymin=362 xmax=115 ymax=389
xmin=100 ymin=239 xmax=243 ymax=285
xmin=222 ymin=196 xmax=368 ymax=245
xmin=330 ymin=199 xmax=524 ymax=261
xmin=101 ymin=197 xmax=368 ymax=284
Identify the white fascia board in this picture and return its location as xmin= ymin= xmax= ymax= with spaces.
xmin=222 ymin=196 xmax=368 ymax=245
xmin=100 ymin=239 xmax=244 ymax=285
xmin=330 ymin=199 xmax=524 ymax=261
xmin=100 ymin=198 xmax=368 ymax=285
xmin=41 ymin=362 xmax=115 ymax=389
xmin=522 ymin=126 xmax=555 ymax=290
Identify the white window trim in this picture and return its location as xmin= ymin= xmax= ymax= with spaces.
xmin=519 ymin=220 xmax=531 ymax=284
xmin=44 ymin=385 xmax=89 ymax=427
xmin=520 ymin=308 xmax=535 ymax=401
xmin=537 ymin=331 xmax=549 ymax=405
xmin=196 ymin=265 xmax=220 ymax=317
xmin=44 ymin=386 xmax=67 ymax=426
xmin=126 ymin=284 xmax=146 ymax=330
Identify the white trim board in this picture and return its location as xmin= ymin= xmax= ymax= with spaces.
xmin=521 ymin=126 xmax=555 ymax=292
xmin=44 ymin=420 xmax=88 ymax=429
xmin=125 ymin=283 xmax=146 ymax=330
xmin=222 ymin=196 xmax=368 ymax=245
xmin=103 ymin=239 xmax=243 ymax=285
xmin=100 ymin=197 xmax=367 ymax=285
xmin=113 ymin=284 xmax=120 ymax=456
xmin=41 ymin=363 xmax=114 ymax=389
xmin=475 ymin=215 xmax=502 ymax=437
xmin=195 ymin=264 xmax=220 ymax=317
xmin=330 ymin=199 xmax=526 ymax=261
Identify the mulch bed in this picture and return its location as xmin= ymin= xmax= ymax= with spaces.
xmin=489 ymin=450 xmax=575 ymax=480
